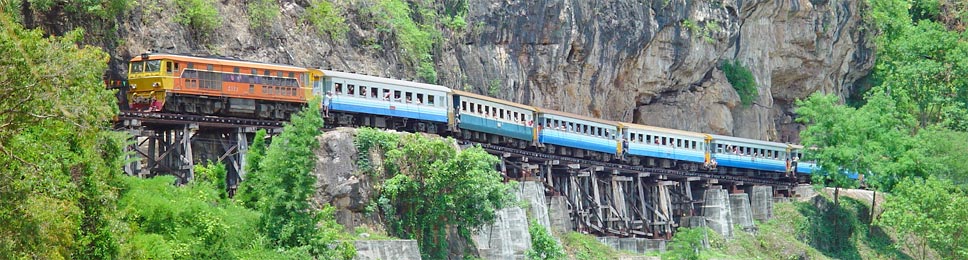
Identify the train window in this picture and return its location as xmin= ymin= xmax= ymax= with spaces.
xmin=187 ymin=62 xmax=194 ymax=69
xmin=277 ymin=71 xmax=283 ymax=77
xmin=335 ymin=83 xmax=342 ymax=94
xmin=371 ymin=87 xmax=378 ymax=98
xmin=382 ymin=89 xmax=390 ymax=100
xmin=429 ymin=95 xmax=437 ymax=106
xmin=404 ymin=92 xmax=412 ymax=103
xmin=415 ymin=93 xmax=423 ymax=104
xmin=637 ymin=134 xmax=643 ymax=142
xmin=233 ymin=67 xmax=240 ymax=73
xmin=174 ymin=63 xmax=179 ymax=71
xmin=206 ymin=64 xmax=213 ymax=71
xmin=249 ymin=85 xmax=254 ymax=94
xmin=264 ymin=70 xmax=270 ymax=76
xmin=143 ymin=60 xmax=160 ymax=72
xmin=359 ymin=85 xmax=366 ymax=97
xmin=491 ymin=107 xmax=497 ymax=118
xmin=394 ymin=91 xmax=402 ymax=102
xmin=347 ymin=85 xmax=355 ymax=95
xmin=461 ymin=101 xmax=467 ymax=112
xmin=166 ymin=62 xmax=173 ymax=73
xmin=692 ymin=141 xmax=697 ymax=150
xmin=289 ymin=72 xmax=295 ymax=78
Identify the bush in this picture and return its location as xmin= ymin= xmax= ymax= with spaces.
xmin=304 ymin=0 xmax=349 ymax=40
xmin=175 ymin=0 xmax=222 ymax=38
xmin=721 ymin=60 xmax=758 ymax=107
xmin=525 ymin=219 xmax=565 ymax=260
xmin=247 ymin=0 xmax=279 ymax=35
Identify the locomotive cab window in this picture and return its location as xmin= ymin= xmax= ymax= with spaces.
xmin=130 ymin=61 xmax=144 ymax=73
xmin=166 ymin=61 xmax=173 ymax=73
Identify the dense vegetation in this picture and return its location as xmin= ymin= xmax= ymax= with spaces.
xmin=793 ymin=0 xmax=968 ymax=258
xmin=0 ymin=14 xmax=355 ymax=257
xmin=354 ymin=128 xmax=516 ymax=259
xmin=525 ymin=219 xmax=566 ymax=260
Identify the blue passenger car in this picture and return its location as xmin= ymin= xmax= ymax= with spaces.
xmin=452 ymin=90 xmax=536 ymax=141
xmin=710 ymin=135 xmax=803 ymax=173
xmin=538 ymin=110 xmax=619 ymax=155
xmin=317 ymin=70 xmax=451 ymax=123
xmin=622 ymin=123 xmax=708 ymax=164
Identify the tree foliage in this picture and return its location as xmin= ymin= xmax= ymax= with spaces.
xmin=236 ymin=129 xmax=268 ymax=208
xmin=240 ymin=99 xmax=355 ymax=259
xmin=525 ymin=219 xmax=565 ymax=260
xmin=879 ymin=176 xmax=968 ymax=259
xmin=663 ymin=227 xmax=712 ymax=260
xmin=365 ymin=0 xmax=440 ymax=83
xmin=0 ymin=13 xmax=125 ymax=259
xmin=377 ymin=133 xmax=515 ymax=259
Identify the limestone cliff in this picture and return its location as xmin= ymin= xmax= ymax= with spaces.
xmin=114 ymin=0 xmax=873 ymax=142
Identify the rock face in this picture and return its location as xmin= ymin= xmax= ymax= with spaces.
xmin=114 ymin=0 xmax=873 ymax=142
xmin=311 ymin=127 xmax=382 ymax=230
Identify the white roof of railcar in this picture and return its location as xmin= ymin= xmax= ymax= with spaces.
xmin=321 ymin=70 xmax=452 ymax=93
xmin=711 ymin=134 xmax=800 ymax=149
xmin=621 ymin=122 xmax=708 ymax=139
xmin=539 ymin=109 xmax=620 ymax=127
xmin=451 ymin=90 xmax=537 ymax=111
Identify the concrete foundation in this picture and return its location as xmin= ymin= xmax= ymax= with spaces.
xmin=729 ymin=193 xmax=755 ymax=231
xmin=548 ymin=196 xmax=572 ymax=234
xmin=750 ymin=186 xmax=774 ymax=221
xmin=352 ymin=240 xmax=421 ymax=260
xmin=597 ymin=237 xmax=666 ymax=254
xmin=474 ymin=182 xmax=551 ymax=260
xmin=792 ymin=184 xmax=816 ymax=201
xmin=702 ymin=188 xmax=733 ymax=238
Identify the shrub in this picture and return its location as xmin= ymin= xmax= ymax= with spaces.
xmin=721 ymin=60 xmax=759 ymax=107
xmin=525 ymin=219 xmax=565 ymax=260
xmin=175 ymin=0 xmax=222 ymax=38
xmin=247 ymin=0 xmax=279 ymax=35
xmin=304 ymin=0 xmax=349 ymax=40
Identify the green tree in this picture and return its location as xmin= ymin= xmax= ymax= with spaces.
xmin=236 ymin=129 xmax=268 ymax=208
xmin=0 ymin=13 xmax=125 ymax=259
xmin=248 ymin=99 xmax=354 ymax=258
xmin=795 ymin=94 xmax=863 ymax=204
xmin=525 ymin=219 xmax=565 ymax=260
xmin=879 ymin=176 xmax=968 ymax=259
xmin=378 ymin=133 xmax=515 ymax=259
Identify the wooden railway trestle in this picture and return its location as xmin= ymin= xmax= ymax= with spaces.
xmin=116 ymin=111 xmax=795 ymax=239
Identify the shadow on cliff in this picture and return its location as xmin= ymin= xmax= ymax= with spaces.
xmin=796 ymin=195 xmax=912 ymax=260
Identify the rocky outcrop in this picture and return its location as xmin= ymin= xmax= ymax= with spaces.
xmin=311 ymin=127 xmax=383 ymax=230
xmin=115 ymin=0 xmax=874 ymax=142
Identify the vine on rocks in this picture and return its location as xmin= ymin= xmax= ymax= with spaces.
xmin=353 ymin=127 xmax=399 ymax=176
xmin=721 ymin=60 xmax=758 ymax=107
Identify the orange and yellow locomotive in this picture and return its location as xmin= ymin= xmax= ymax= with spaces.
xmin=126 ymin=52 xmax=323 ymax=119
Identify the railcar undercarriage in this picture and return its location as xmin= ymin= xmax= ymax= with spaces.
xmin=162 ymin=94 xmax=303 ymax=120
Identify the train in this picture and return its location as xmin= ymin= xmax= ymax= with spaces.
xmin=126 ymin=52 xmax=816 ymax=179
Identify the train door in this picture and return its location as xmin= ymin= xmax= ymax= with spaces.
xmin=449 ymin=94 xmax=460 ymax=131
xmin=704 ymin=135 xmax=716 ymax=170
xmin=617 ymin=125 xmax=628 ymax=157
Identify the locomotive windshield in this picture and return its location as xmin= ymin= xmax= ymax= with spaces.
xmin=130 ymin=61 xmax=144 ymax=73
xmin=145 ymin=60 xmax=162 ymax=72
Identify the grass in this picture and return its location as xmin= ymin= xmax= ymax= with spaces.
xmin=560 ymin=232 xmax=625 ymax=259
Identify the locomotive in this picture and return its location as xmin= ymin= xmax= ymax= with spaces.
xmin=126 ymin=52 xmax=816 ymax=178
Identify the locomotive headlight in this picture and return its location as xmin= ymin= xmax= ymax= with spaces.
xmin=152 ymin=82 xmax=160 ymax=88
xmin=131 ymin=84 xmax=137 ymax=89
